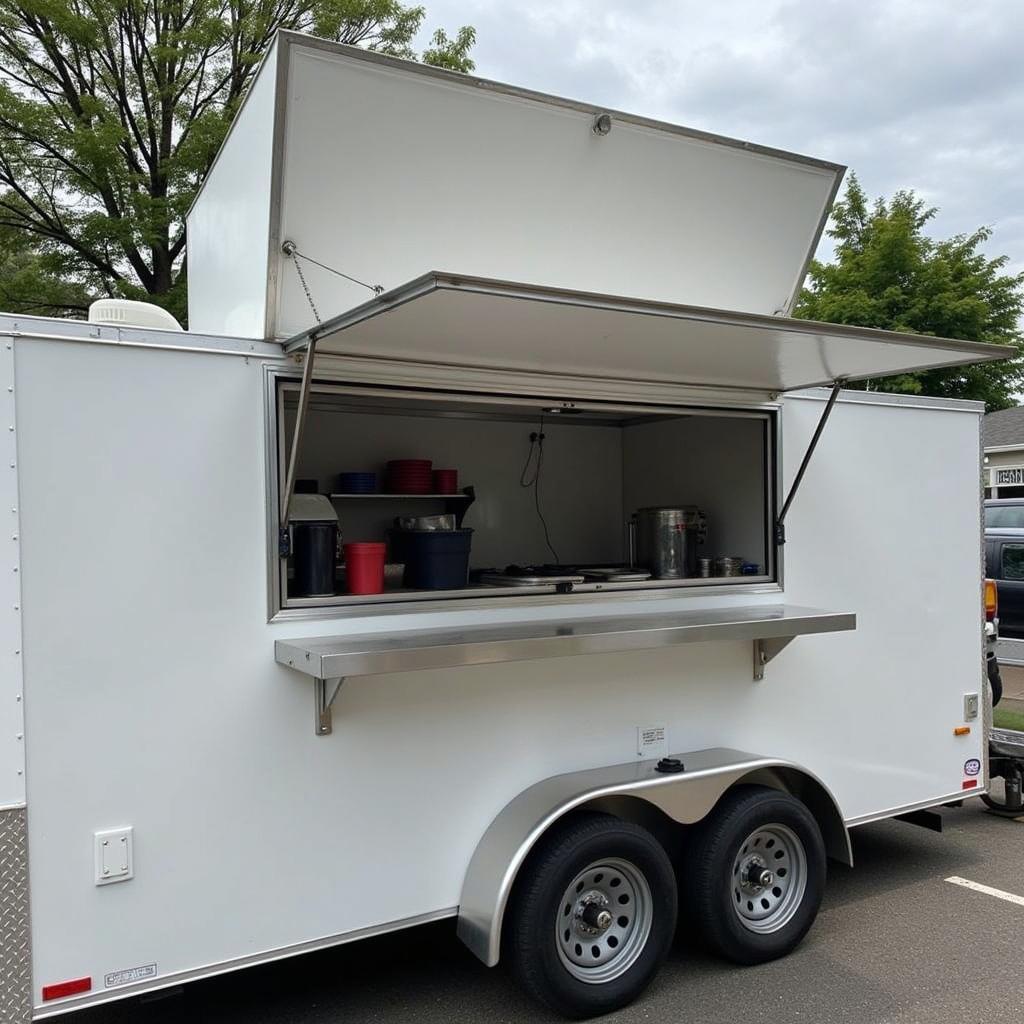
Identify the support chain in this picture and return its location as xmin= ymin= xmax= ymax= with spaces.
xmin=283 ymin=240 xmax=322 ymax=324
xmin=281 ymin=240 xmax=383 ymax=327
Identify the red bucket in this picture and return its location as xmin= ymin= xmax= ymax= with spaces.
xmin=344 ymin=542 xmax=386 ymax=595
xmin=432 ymin=469 xmax=458 ymax=494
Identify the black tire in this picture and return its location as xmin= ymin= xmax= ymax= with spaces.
xmin=682 ymin=786 xmax=825 ymax=965
xmin=988 ymin=653 xmax=1003 ymax=706
xmin=505 ymin=812 xmax=677 ymax=1019
xmin=982 ymin=767 xmax=1023 ymax=815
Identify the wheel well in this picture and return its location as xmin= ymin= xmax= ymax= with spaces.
xmin=575 ymin=796 xmax=684 ymax=860
xmin=578 ymin=768 xmax=852 ymax=867
xmin=457 ymin=754 xmax=851 ymax=967
xmin=732 ymin=767 xmax=852 ymax=866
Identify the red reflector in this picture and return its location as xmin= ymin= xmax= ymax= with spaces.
xmin=42 ymin=977 xmax=91 ymax=1001
xmin=962 ymin=779 xmax=978 ymax=790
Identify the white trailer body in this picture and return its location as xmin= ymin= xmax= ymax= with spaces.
xmin=0 ymin=32 xmax=1003 ymax=1021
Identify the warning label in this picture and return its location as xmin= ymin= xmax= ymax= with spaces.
xmin=637 ymin=725 xmax=667 ymax=758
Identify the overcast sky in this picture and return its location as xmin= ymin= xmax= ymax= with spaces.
xmin=417 ymin=0 xmax=1024 ymax=276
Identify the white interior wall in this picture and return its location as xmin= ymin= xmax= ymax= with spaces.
xmin=622 ymin=416 xmax=768 ymax=572
xmin=288 ymin=399 xmax=770 ymax=578
xmin=290 ymin=405 xmax=624 ymax=567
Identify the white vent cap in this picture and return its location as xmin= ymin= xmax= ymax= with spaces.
xmin=88 ymin=298 xmax=182 ymax=332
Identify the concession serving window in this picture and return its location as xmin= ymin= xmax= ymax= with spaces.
xmin=270 ymin=272 xmax=1007 ymax=616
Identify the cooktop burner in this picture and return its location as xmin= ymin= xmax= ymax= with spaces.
xmin=503 ymin=563 xmax=582 ymax=577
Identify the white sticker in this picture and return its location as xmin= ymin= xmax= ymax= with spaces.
xmin=637 ymin=725 xmax=667 ymax=758
xmin=104 ymin=963 xmax=157 ymax=988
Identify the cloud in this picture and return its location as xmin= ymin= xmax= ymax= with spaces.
xmin=419 ymin=0 xmax=1024 ymax=275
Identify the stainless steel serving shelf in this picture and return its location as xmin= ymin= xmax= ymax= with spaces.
xmin=276 ymin=604 xmax=856 ymax=735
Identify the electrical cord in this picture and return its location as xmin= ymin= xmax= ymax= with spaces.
xmin=519 ymin=414 xmax=560 ymax=564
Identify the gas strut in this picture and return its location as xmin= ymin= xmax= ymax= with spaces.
xmin=774 ymin=380 xmax=844 ymax=546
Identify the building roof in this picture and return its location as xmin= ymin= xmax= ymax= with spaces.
xmin=984 ymin=406 xmax=1024 ymax=448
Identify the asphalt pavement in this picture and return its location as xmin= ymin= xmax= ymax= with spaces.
xmin=66 ymin=799 xmax=1024 ymax=1024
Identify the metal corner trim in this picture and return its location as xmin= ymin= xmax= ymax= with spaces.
xmin=0 ymin=806 xmax=31 ymax=1023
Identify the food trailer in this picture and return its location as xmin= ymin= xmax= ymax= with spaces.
xmin=0 ymin=31 xmax=1006 ymax=1020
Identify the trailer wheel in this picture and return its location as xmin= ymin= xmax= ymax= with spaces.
xmin=684 ymin=785 xmax=825 ymax=965
xmin=505 ymin=813 xmax=677 ymax=1018
xmin=981 ymin=767 xmax=1024 ymax=816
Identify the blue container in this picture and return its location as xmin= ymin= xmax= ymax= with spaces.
xmin=337 ymin=471 xmax=377 ymax=494
xmin=393 ymin=529 xmax=473 ymax=589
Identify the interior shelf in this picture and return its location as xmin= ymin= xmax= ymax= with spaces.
xmin=329 ymin=492 xmax=471 ymax=499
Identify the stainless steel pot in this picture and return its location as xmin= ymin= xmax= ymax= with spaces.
xmin=632 ymin=506 xmax=707 ymax=579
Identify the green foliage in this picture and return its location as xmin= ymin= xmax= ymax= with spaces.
xmin=0 ymin=221 xmax=96 ymax=317
xmin=796 ymin=174 xmax=1024 ymax=410
xmin=0 ymin=1 xmax=475 ymax=322
xmin=994 ymin=705 xmax=1024 ymax=732
xmin=421 ymin=24 xmax=475 ymax=72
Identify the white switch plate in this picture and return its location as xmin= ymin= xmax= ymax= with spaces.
xmin=963 ymin=693 xmax=980 ymax=721
xmin=637 ymin=725 xmax=667 ymax=758
xmin=94 ymin=827 xmax=133 ymax=886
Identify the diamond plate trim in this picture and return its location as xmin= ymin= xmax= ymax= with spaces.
xmin=0 ymin=806 xmax=31 ymax=1022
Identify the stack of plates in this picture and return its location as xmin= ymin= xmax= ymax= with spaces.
xmin=386 ymin=459 xmax=433 ymax=494
xmin=336 ymin=471 xmax=377 ymax=494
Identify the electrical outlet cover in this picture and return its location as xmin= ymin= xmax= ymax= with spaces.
xmin=963 ymin=693 xmax=980 ymax=721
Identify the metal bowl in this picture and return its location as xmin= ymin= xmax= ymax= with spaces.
xmin=395 ymin=513 xmax=456 ymax=531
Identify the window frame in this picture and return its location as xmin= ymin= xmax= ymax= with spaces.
xmin=264 ymin=367 xmax=784 ymax=621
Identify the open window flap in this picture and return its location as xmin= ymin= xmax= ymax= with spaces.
xmin=285 ymin=273 xmax=1009 ymax=394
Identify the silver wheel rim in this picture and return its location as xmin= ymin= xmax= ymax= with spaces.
xmin=555 ymin=857 xmax=653 ymax=984
xmin=731 ymin=823 xmax=807 ymax=933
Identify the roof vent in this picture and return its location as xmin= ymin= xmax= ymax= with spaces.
xmin=88 ymin=298 xmax=182 ymax=332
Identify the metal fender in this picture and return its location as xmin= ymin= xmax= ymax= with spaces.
xmin=456 ymin=747 xmax=851 ymax=966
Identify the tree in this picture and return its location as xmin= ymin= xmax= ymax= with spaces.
xmin=0 ymin=219 xmax=93 ymax=315
xmin=0 ymin=2 xmax=476 ymax=323
xmin=795 ymin=174 xmax=1024 ymax=410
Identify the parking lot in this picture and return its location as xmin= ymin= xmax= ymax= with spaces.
xmin=70 ymin=798 xmax=1024 ymax=1024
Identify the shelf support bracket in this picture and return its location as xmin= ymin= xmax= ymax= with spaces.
xmin=315 ymin=677 xmax=345 ymax=735
xmin=753 ymin=637 xmax=794 ymax=681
